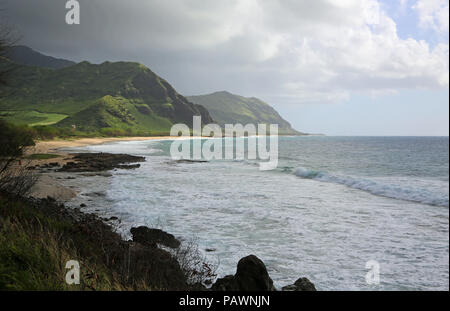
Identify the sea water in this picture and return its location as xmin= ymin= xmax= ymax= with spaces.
xmin=64 ymin=136 xmax=449 ymax=290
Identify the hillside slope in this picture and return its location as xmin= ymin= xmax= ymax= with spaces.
xmin=188 ymin=91 xmax=303 ymax=135
xmin=5 ymin=46 xmax=76 ymax=69
xmin=0 ymin=61 xmax=213 ymax=134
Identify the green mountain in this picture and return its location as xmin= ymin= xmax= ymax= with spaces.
xmin=0 ymin=60 xmax=213 ymax=134
xmin=187 ymin=91 xmax=303 ymax=135
xmin=5 ymin=46 xmax=76 ymax=69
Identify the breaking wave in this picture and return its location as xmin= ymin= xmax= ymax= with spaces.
xmin=293 ymin=167 xmax=449 ymax=207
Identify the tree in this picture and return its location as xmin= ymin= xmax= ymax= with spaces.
xmin=0 ymin=22 xmax=36 ymax=196
xmin=0 ymin=120 xmax=35 ymax=172
xmin=0 ymin=120 xmax=36 ymax=196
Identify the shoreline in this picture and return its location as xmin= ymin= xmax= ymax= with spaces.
xmin=27 ymin=136 xmax=179 ymax=201
xmin=19 ymin=143 xmax=314 ymax=291
xmin=31 ymin=136 xmax=182 ymax=156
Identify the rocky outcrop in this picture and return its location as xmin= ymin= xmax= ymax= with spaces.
xmin=211 ymin=254 xmax=317 ymax=292
xmin=18 ymin=196 xmax=188 ymax=290
xmin=281 ymin=277 xmax=317 ymax=291
xmin=212 ymin=255 xmax=276 ymax=291
xmin=59 ymin=153 xmax=145 ymax=172
xmin=131 ymin=226 xmax=181 ymax=249
xmin=127 ymin=241 xmax=187 ymax=290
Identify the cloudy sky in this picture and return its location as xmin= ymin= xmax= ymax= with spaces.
xmin=2 ymin=0 xmax=449 ymax=135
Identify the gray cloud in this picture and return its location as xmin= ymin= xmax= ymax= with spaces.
xmin=1 ymin=0 xmax=448 ymax=107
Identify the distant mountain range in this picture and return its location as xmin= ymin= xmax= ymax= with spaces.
xmin=188 ymin=91 xmax=302 ymax=135
xmin=0 ymin=46 xmax=304 ymax=135
xmin=5 ymin=46 xmax=76 ymax=69
xmin=0 ymin=47 xmax=213 ymax=134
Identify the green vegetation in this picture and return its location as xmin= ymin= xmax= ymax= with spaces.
xmin=0 ymin=110 xmax=67 ymax=126
xmin=0 ymin=60 xmax=213 ymax=136
xmin=1 ymin=47 xmax=303 ymax=138
xmin=57 ymin=95 xmax=173 ymax=133
xmin=0 ymin=120 xmax=37 ymax=196
xmin=0 ymin=195 xmax=139 ymax=290
xmin=0 ymin=120 xmax=35 ymax=160
xmin=188 ymin=91 xmax=304 ymax=135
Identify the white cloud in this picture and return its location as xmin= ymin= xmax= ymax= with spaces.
xmin=4 ymin=0 xmax=449 ymax=104
xmin=413 ymin=0 xmax=449 ymax=33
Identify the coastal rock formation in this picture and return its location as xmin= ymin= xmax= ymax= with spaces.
xmin=281 ymin=277 xmax=317 ymax=291
xmin=18 ymin=196 xmax=188 ymax=290
xmin=131 ymin=226 xmax=181 ymax=249
xmin=211 ymin=255 xmax=276 ymax=291
xmin=59 ymin=153 xmax=145 ymax=172
xmin=127 ymin=241 xmax=187 ymax=289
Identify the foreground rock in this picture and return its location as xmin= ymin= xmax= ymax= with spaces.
xmin=131 ymin=226 xmax=181 ymax=248
xmin=18 ymin=196 xmax=188 ymax=290
xmin=212 ymin=255 xmax=276 ymax=291
xmin=282 ymin=277 xmax=317 ymax=291
xmin=59 ymin=153 xmax=145 ymax=172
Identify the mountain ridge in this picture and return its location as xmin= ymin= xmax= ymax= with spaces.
xmin=5 ymin=46 xmax=76 ymax=69
xmin=0 ymin=59 xmax=213 ymax=134
xmin=1 ymin=46 xmax=304 ymax=136
xmin=188 ymin=91 xmax=304 ymax=135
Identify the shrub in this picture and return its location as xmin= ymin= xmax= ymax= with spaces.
xmin=0 ymin=120 xmax=37 ymax=196
xmin=174 ymin=237 xmax=218 ymax=286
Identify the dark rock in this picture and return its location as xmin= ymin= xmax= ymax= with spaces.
xmin=116 ymin=164 xmax=141 ymax=170
xmin=130 ymin=226 xmax=181 ymax=249
xmin=281 ymin=277 xmax=317 ymax=291
xmin=80 ymin=203 xmax=87 ymax=207
xmin=211 ymin=275 xmax=239 ymax=291
xmin=211 ymin=255 xmax=276 ymax=291
xmin=175 ymin=159 xmax=208 ymax=164
xmin=59 ymin=153 xmax=145 ymax=173
xmin=47 ymin=196 xmax=56 ymax=202
xmin=85 ymin=191 xmax=106 ymax=197
xmin=189 ymin=282 xmax=209 ymax=291
xmin=127 ymin=242 xmax=188 ymax=290
xmin=205 ymin=248 xmax=216 ymax=252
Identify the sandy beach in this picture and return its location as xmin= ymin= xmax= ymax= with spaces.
xmin=26 ymin=136 xmax=179 ymax=201
xmin=30 ymin=136 xmax=181 ymax=156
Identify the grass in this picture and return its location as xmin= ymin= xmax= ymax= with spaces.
xmin=0 ymin=110 xmax=68 ymax=126
xmin=187 ymin=91 xmax=302 ymax=135
xmin=0 ymin=195 xmax=129 ymax=290
xmin=56 ymin=95 xmax=174 ymax=133
xmin=0 ymin=193 xmax=194 ymax=291
xmin=0 ymin=60 xmax=213 ymax=134
xmin=26 ymin=153 xmax=61 ymax=160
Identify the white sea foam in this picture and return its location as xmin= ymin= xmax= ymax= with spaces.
xmin=64 ymin=136 xmax=449 ymax=290
xmin=294 ymin=167 xmax=449 ymax=207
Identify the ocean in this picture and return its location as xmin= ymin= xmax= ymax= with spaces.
xmin=63 ymin=136 xmax=449 ymax=290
